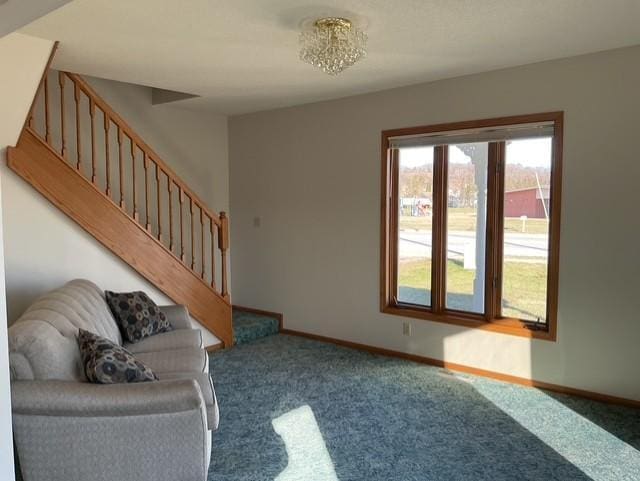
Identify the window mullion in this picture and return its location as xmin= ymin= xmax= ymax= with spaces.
xmin=485 ymin=142 xmax=499 ymax=320
xmin=432 ymin=145 xmax=447 ymax=313
xmin=487 ymin=142 xmax=506 ymax=320
xmin=496 ymin=142 xmax=506 ymax=319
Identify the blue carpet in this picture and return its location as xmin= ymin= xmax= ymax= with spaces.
xmin=208 ymin=334 xmax=640 ymax=481
xmin=232 ymin=309 xmax=279 ymax=345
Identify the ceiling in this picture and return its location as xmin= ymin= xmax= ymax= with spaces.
xmin=0 ymin=0 xmax=71 ymax=38
xmin=19 ymin=0 xmax=640 ymax=115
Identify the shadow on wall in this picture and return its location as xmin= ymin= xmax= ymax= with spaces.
xmin=4 ymin=281 xmax=48 ymax=325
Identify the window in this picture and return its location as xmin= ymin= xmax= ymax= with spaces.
xmin=381 ymin=113 xmax=563 ymax=340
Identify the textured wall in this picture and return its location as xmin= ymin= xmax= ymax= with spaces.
xmin=229 ymin=45 xmax=640 ymax=401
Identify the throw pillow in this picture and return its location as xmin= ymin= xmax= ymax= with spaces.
xmin=105 ymin=290 xmax=173 ymax=343
xmin=77 ymin=329 xmax=158 ymax=383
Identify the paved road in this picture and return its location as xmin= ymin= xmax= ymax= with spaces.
xmin=399 ymin=230 xmax=548 ymax=260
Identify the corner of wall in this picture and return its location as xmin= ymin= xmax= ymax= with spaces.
xmin=0 ymin=30 xmax=56 ymax=481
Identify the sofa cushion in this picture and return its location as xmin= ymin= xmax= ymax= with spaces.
xmin=78 ymin=329 xmax=158 ymax=383
xmin=16 ymin=280 xmax=122 ymax=345
xmin=158 ymin=305 xmax=192 ymax=330
xmin=105 ymin=290 xmax=173 ymax=343
xmin=158 ymin=371 xmax=219 ymax=430
xmin=64 ymin=280 xmax=123 ymax=343
xmin=8 ymin=280 xmax=122 ymax=382
xmin=136 ymin=347 xmax=208 ymax=374
xmin=124 ymin=329 xmax=203 ymax=354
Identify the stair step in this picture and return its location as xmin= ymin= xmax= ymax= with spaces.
xmin=232 ymin=309 xmax=279 ymax=345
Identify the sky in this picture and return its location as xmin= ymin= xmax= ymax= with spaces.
xmin=399 ymin=137 xmax=552 ymax=169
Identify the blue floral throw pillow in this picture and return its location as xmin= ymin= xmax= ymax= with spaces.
xmin=77 ymin=329 xmax=158 ymax=383
xmin=105 ymin=290 xmax=173 ymax=343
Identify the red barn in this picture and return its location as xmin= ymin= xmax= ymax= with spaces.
xmin=504 ymin=186 xmax=549 ymax=219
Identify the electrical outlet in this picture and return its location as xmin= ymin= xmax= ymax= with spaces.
xmin=402 ymin=321 xmax=412 ymax=336
xmin=253 ymin=216 xmax=261 ymax=227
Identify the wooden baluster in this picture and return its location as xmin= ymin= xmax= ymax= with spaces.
xmin=28 ymin=81 xmax=39 ymax=130
xmin=190 ymin=197 xmax=196 ymax=271
xmin=114 ymin=124 xmax=124 ymax=206
xmin=118 ymin=128 xmax=125 ymax=206
xmin=219 ymin=212 xmax=229 ymax=299
xmin=179 ymin=189 xmax=186 ymax=262
xmin=144 ymin=153 xmax=151 ymax=231
xmin=200 ymin=210 xmax=205 ymax=279
xmin=105 ymin=114 xmax=114 ymax=199
xmin=89 ymin=99 xmax=97 ymax=184
xmin=44 ymin=75 xmax=51 ymax=144
xmin=59 ymin=73 xmax=67 ymax=158
xmin=131 ymin=139 xmax=139 ymax=221
xmin=74 ymin=83 xmax=82 ymax=171
xmin=210 ymin=218 xmax=217 ymax=291
xmin=36 ymin=82 xmax=44 ymax=137
xmin=168 ymin=180 xmax=174 ymax=252
xmin=156 ymin=165 xmax=162 ymax=241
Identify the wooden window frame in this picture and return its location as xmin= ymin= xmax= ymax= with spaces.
xmin=380 ymin=112 xmax=563 ymax=341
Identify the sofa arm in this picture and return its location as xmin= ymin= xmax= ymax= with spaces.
xmin=159 ymin=304 xmax=192 ymax=330
xmin=11 ymin=379 xmax=204 ymax=417
xmin=12 ymin=380 xmax=210 ymax=481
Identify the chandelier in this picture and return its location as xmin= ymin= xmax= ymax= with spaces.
xmin=299 ymin=17 xmax=367 ymax=76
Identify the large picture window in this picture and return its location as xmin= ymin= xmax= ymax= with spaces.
xmin=381 ymin=112 xmax=563 ymax=340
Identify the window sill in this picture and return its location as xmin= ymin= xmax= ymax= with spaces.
xmin=382 ymin=304 xmax=556 ymax=341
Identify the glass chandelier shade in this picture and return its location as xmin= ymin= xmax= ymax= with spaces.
xmin=299 ymin=17 xmax=367 ymax=75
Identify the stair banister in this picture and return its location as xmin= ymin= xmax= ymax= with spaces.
xmin=11 ymin=66 xmax=233 ymax=346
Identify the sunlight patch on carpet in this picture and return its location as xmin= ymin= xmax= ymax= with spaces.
xmin=272 ymin=405 xmax=339 ymax=481
xmin=468 ymin=378 xmax=640 ymax=481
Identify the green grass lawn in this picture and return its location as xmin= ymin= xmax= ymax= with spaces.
xmin=400 ymin=208 xmax=549 ymax=234
xmin=398 ymin=259 xmax=547 ymax=321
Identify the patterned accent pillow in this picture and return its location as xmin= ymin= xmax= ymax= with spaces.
xmin=77 ymin=329 xmax=158 ymax=383
xmin=105 ymin=290 xmax=173 ymax=343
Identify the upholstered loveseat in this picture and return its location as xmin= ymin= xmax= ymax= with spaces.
xmin=8 ymin=279 xmax=218 ymax=481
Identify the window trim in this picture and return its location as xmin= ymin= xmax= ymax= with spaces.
xmin=380 ymin=112 xmax=563 ymax=341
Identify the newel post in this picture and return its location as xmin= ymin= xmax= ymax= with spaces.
xmin=218 ymin=212 xmax=230 ymax=301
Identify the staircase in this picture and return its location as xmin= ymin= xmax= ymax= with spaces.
xmin=232 ymin=307 xmax=280 ymax=345
xmin=7 ymin=68 xmax=233 ymax=347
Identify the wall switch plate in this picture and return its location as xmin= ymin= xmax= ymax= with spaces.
xmin=403 ymin=321 xmax=412 ymax=336
xmin=253 ymin=217 xmax=261 ymax=227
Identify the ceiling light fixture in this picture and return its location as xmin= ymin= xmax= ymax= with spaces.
xmin=299 ymin=17 xmax=367 ymax=76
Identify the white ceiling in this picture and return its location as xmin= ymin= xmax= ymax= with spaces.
xmin=20 ymin=0 xmax=640 ymax=115
xmin=0 ymin=0 xmax=71 ymax=38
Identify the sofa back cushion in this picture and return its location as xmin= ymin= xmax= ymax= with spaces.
xmin=8 ymin=279 xmax=122 ymax=381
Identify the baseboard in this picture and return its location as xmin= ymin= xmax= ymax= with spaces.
xmin=205 ymin=343 xmax=224 ymax=353
xmin=280 ymin=328 xmax=640 ymax=409
xmin=232 ymin=304 xmax=283 ymax=331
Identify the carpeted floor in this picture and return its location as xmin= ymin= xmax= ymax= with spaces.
xmin=208 ymin=334 xmax=640 ymax=481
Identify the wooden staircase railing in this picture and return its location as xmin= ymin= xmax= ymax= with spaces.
xmin=8 ymin=69 xmax=233 ymax=346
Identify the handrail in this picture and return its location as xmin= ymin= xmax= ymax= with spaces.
xmin=64 ymin=73 xmax=221 ymax=226
xmin=27 ymin=69 xmax=230 ymax=299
